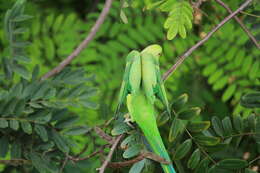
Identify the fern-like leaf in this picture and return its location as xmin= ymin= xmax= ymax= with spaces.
xmin=161 ymin=1 xmax=193 ymax=40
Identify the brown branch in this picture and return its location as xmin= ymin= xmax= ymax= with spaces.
xmin=41 ymin=0 xmax=114 ymax=80
xmin=215 ymin=0 xmax=260 ymax=49
xmin=69 ymin=144 xmax=109 ymax=162
xmin=108 ymin=151 xmax=171 ymax=168
xmin=98 ymin=134 xmax=124 ymax=173
xmin=0 ymin=159 xmax=30 ymax=166
xmin=162 ymin=0 xmax=253 ymax=81
xmin=94 ymin=126 xmax=115 ymax=144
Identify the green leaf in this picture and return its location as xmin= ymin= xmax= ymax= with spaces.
xmin=222 ymin=117 xmax=233 ymax=136
xmin=157 ymin=111 xmax=170 ymax=126
xmin=52 ymin=129 xmax=70 ymax=153
xmin=217 ymin=159 xmax=248 ymax=169
xmin=188 ymin=149 xmax=201 ymax=169
xmin=53 ymin=14 xmax=64 ymax=33
xmin=171 ymin=93 xmax=188 ymax=112
xmin=195 ymin=158 xmax=210 ymax=173
xmin=169 ymin=117 xmax=184 ymax=142
xmin=29 ymin=152 xmax=57 ymax=173
xmin=29 ymin=111 xmax=52 ymax=124
xmin=35 ymin=124 xmax=48 ymax=142
xmin=164 ymin=2 xmax=193 ymax=40
xmin=3 ymin=99 xmax=18 ymax=115
xmin=43 ymin=36 xmax=55 ymax=60
xmin=13 ymin=27 xmax=28 ymax=34
xmin=9 ymin=120 xmax=19 ymax=130
xmin=187 ymin=121 xmax=210 ymax=132
xmin=249 ymin=61 xmax=259 ymax=80
xmin=21 ymin=121 xmax=32 ymax=134
xmin=14 ymin=99 xmax=26 ymax=115
xmin=12 ymin=63 xmax=30 ymax=80
xmin=194 ymin=135 xmax=220 ymax=146
xmin=123 ymin=144 xmax=142 ymax=158
xmin=11 ymin=142 xmax=21 ymax=159
xmin=120 ymin=10 xmax=128 ymax=24
xmin=0 ymin=119 xmax=9 ymax=128
xmin=178 ymin=107 xmax=201 ymax=120
xmin=12 ymin=14 xmax=33 ymax=22
xmin=129 ymin=159 xmax=145 ymax=173
xmin=55 ymin=116 xmax=79 ymax=129
xmin=121 ymin=134 xmax=137 ymax=148
xmin=233 ymin=115 xmax=243 ymax=133
xmin=29 ymin=152 xmax=46 ymax=173
xmin=147 ymin=0 xmax=165 ymax=10
xmin=240 ymin=92 xmax=260 ymax=108
xmin=247 ymin=114 xmax=256 ymax=130
xmin=64 ymin=126 xmax=91 ymax=135
xmin=212 ymin=116 xmax=224 ymax=137
xmin=111 ymin=122 xmax=130 ymax=135
xmin=0 ymin=136 xmax=9 ymax=157
xmin=32 ymin=65 xmax=40 ymax=81
xmin=79 ymin=100 xmax=99 ymax=109
xmin=13 ymin=55 xmax=31 ymax=63
xmin=222 ymin=84 xmax=236 ymax=102
xmin=13 ymin=41 xmax=31 ymax=47
xmin=31 ymin=82 xmax=50 ymax=100
xmin=174 ymin=139 xmax=192 ymax=160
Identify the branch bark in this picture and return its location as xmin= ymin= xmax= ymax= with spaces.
xmin=162 ymin=0 xmax=253 ymax=81
xmin=215 ymin=0 xmax=259 ymax=49
xmin=98 ymin=134 xmax=124 ymax=173
xmin=108 ymin=151 xmax=171 ymax=168
xmin=41 ymin=0 xmax=114 ymax=80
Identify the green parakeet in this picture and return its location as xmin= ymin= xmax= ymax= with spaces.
xmin=116 ymin=44 xmax=175 ymax=173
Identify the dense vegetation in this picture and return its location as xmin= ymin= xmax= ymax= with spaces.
xmin=0 ymin=0 xmax=259 ymax=173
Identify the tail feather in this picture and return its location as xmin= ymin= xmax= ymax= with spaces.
xmin=142 ymin=128 xmax=176 ymax=173
xmin=128 ymin=93 xmax=176 ymax=173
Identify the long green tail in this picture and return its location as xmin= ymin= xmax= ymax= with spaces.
xmin=127 ymin=92 xmax=176 ymax=173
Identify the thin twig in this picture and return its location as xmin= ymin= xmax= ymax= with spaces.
xmin=185 ymin=129 xmax=217 ymax=164
xmin=0 ymin=159 xmax=30 ymax=166
xmin=241 ymin=11 xmax=260 ymax=18
xmin=69 ymin=144 xmax=109 ymax=162
xmin=98 ymin=134 xmax=124 ymax=173
xmin=249 ymin=155 xmax=260 ymax=165
xmin=162 ymin=0 xmax=253 ymax=81
xmin=215 ymin=0 xmax=260 ymax=49
xmin=41 ymin=0 xmax=114 ymax=80
xmin=59 ymin=154 xmax=69 ymax=173
xmin=108 ymin=151 xmax=170 ymax=168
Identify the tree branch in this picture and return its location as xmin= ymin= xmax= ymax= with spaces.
xmin=0 ymin=159 xmax=30 ymax=166
xmin=98 ymin=134 xmax=124 ymax=173
xmin=41 ymin=0 xmax=114 ymax=80
xmin=215 ymin=0 xmax=259 ymax=49
xmin=94 ymin=126 xmax=115 ymax=145
xmin=108 ymin=151 xmax=170 ymax=168
xmin=69 ymin=144 xmax=109 ymax=162
xmin=162 ymin=0 xmax=253 ymax=81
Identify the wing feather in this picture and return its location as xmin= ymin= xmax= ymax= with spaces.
xmin=116 ymin=50 xmax=141 ymax=114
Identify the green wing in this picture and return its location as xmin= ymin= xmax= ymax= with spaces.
xmin=153 ymin=57 xmax=171 ymax=117
xmin=116 ymin=50 xmax=141 ymax=114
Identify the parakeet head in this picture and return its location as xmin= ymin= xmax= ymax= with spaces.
xmin=141 ymin=44 xmax=162 ymax=58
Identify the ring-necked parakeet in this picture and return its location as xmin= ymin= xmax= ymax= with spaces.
xmin=116 ymin=44 xmax=176 ymax=173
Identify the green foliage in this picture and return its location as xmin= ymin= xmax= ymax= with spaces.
xmin=0 ymin=0 xmax=259 ymax=172
xmin=0 ymin=1 xmax=97 ymax=172
xmin=112 ymin=94 xmax=260 ymax=172
xmin=160 ymin=0 xmax=193 ymax=40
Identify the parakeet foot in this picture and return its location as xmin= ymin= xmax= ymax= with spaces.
xmin=124 ymin=113 xmax=135 ymax=128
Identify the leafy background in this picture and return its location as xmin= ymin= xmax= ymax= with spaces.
xmin=0 ymin=0 xmax=259 ymax=173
